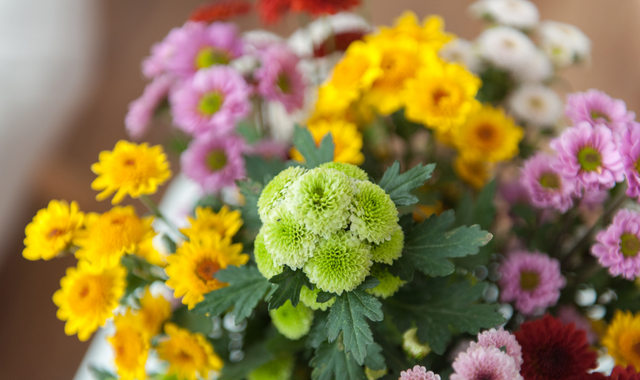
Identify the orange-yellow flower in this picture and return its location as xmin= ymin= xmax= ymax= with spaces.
xmin=157 ymin=323 xmax=223 ymax=380
xmin=23 ymin=200 xmax=84 ymax=261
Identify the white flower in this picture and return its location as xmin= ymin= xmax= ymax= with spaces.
xmin=439 ymin=38 xmax=482 ymax=73
xmin=507 ymin=84 xmax=563 ymax=128
xmin=469 ymin=0 xmax=539 ymax=29
xmin=512 ymin=49 xmax=553 ymax=83
xmin=476 ymin=26 xmax=537 ymax=72
xmin=538 ymin=21 xmax=591 ymax=67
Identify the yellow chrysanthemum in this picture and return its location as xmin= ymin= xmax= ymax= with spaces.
xmin=157 ymin=323 xmax=223 ymax=380
xmin=165 ymin=235 xmax=248 ymax=309
xmin=371 ymin=11 xmax=454 ymax=51
xmin=109 ymin=311 xmax=149 ymax=380
xmin=290 ymin=120 xmax=364 ymax=165
xmin=454 ymin=156 xmax=494 ymax=190
xmin=180 ymin=206 xmax=243 ymax=242
xmin=23 ymin=200 xmax=84 ymax=261
xmin=91 ymin=140 xmax=171 ymax=204
xmin=453 ymin=105 xmax=524 ymax=163
xmin=135 ymin=287 xmax=172 ymax=337
xmin=136 ymin=237 xmax=167 ymax=267
xmin=602 ymin=310 xmax=640 ymax=370
xmin=53 ymin=261 xmax=126 ymax=341
xmin=403 ymin=53 xmax=481 ymax=133
xmin=74 ymin=206 xmax=155 ymax=268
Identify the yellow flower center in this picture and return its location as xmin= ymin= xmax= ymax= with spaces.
xmin=577 ymin=147 xmax=602 ymax=172
xmin=47 ymin=228 xmax=65 ymax=240
xmin=591 ymin=110 xmax=611 ymax=122
xmin=198 ymin=92 xmax=224 ymax=116
xmin=519 ymin=271 xmax=540 ymax=291
xmin=432 ymin=88 xmax=451 ymax=106
xmin=277 ymin=73 xmax=291 ymax=94
xmin=195 ymin=47 xmax=230 ymax=69
xmin=529 ymin=96 xmax=544 ymax=110
xmin=618 ymin=330 xmax=640 ymax=365
xmin=373 ymin=47 xmax=420 ymax=91
xmin=196 ymin=259 xmax=220 ymax=281
xmin=90 ymin=213 xmax=146 ymax=255
xmin=634 ymin=159 xmax=640 ymax=175
xmin=206 ymin=149 xmax=227 ymax=172
xmin=68 ymin=274 xmax=111 ymax=315
xmin=621 ymin=233 xmax=640 ymax=257
xmin=539 ymin=172 xmax=561 ymax=189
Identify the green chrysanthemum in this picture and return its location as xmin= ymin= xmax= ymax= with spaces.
xmin=366 ymin=264 xmax=405 ymax=299
xmin=258 ymin=166 xmax=307 ymax=222
xmin=303 ymin=231 xmax=372 ymax=295
xmin=247 ymin=356 xmax=295 ymax=380
xmin=402 ymin=327 xmax=431 ymax=359
xmin=365 ymin=367 xmax=387 ymax=380
xmin=269 ymin=300 xmax=314 ymax=340
xmin=263 ymin=207 xmax=317 ymax=269
xmin=299 ymin=285 xmax=335 ymax=311
xmin=349 ymin=181 xmax=399 ymax=244
xmin=287 ymin=168 xmax=353 ymax=238
xmin=254 ymin=230 xmax=283 ymax=279
xmin=320 ymin=162 xmax=369 ymax=181
xmin=370 ymin=228 xmax=404 ymax=265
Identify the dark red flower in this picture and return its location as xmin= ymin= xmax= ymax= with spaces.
xmin=189 ymin=0 xmax=252 ymax=23
xmin=515 ymin=314 xmax=598 ymax=380
xmin=257 ymin=0 xmax=293 ymax=24
xmin=609 ymin=366 xmax=640 ymax=380
xmin=257 ymin=0 xmax=359 ymax=24
xmin=313 ymin=30 xmax=365 ymax=57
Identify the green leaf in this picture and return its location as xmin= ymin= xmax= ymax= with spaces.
xmin=244 ymin=155 xmax=287 ymax=185
xmin=219 ymin=344 xmax=274 ymax=380
xmin=162 ymin=234 xmax=177 ymax=254
xmin=455 ymin=180 xmax=497 ymax=231
xmin=307 ymin=310 xmax=330 ymax=349
xmin=237 ymin=120 xmax=261 ymax=144
xmin=402 ymin=210 xmax=493 ymax=277
xmin=317 ymin=291 xmax=336 ymax=303
xmin=292 ymin=124 xmax=334 ymax=168
xmin=170 ymin=305 xmax=213 ymax=335
xmin=238 ymin=180 xmax=263 ymax=232
xmin=311 ymin=339 xmax=366 ymax=380
xmin=327 ymin=289 xmax=384 ymax=365
xmin=191 ymin=266 xmax=273 ymax=323
xmin=378 ymin=161 xmax=435 ymax=206
xmin=267 ymin=267 xmax=314 ymax=310
xmin=476 ymin=66 xmax=514 ymax=105
xmin=385 ymin=278 xmax=505 ymax=354
xmin=364 ymin=343 xmax=386 ymax=371
xmin=89 ymin=366 xmax=116 ymax=380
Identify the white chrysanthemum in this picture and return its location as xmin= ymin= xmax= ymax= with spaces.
xmin=538 ymin=21 xmax=591 ymax=67
xmin=439 ymin=38 xmax=482 ymax=73
xmin=507 ymin=84 xmax=562 ymax=128
xmin=469 ymin=0 xmax=539 ymax=30
xmin=476 ymin=26 xmax=537 ymax=72
xmin=512 ymin=49 xmax=553 ymax=83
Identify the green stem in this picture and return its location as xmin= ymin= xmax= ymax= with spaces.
xmin=139 ymin=194 xmax=184 ymax=238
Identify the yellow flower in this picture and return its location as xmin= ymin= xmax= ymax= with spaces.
xmin=109 ymin=311 xmax=149 ymax=380
xmin=453 ymin=105 xmax=524 ymax=163
xmin=74 ymin=206 xmax=155 ymax=268
xmin=53 ymin=261 xmax=126 ymax=341
xmin=603 ymin=310 xmax=640 ymax=370
xmin=454 ymin=156 xmax=494 ymax=190
xmin=290 ymin=120 xmax=364 ymax=165
xmin=372 ymin=11 xmax=454 ymax=51
xmin=135 ymin=287 xmax=172 ymax=338
xmin=403 ymin=53 xmax=481 ymax=133
xmin=180 ymin=206 xmax=243 ymax=242
xmin=165 ymin=235 xmax=248 ymax=309
xmin=91 ymin=140 xmax=171 ymax=204
xmin=157 ymin=323 xmax=223 ymax=380
xmin=23 ymin=200 xmax=84 ymax=261
xmin=136 ymin=237 xmax=167 ymax=267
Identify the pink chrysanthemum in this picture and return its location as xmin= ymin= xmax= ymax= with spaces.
xmin=451 ymin=346 xmax=523 ymax=380
xmin=520 ymin=153 xmax=577 ymax=213
xmin=499 ymin=250 xmax=566 ymax=315
xmin=472 ymin=328 xmax=523 ymax=371
xmin=565 ymin=90 xmax=635 ymax=136
xmin=550 ymin=122 xmax=624 ymax=191
xmin=181 ymin=133 xmax=246 ymax=193
xmin=170 ymin=66 xmax=252 ymax=137
xmin=400 ymin=366 xmax=441 ymax=380
xmin=592 ymin=209 xmax=640 ymax=280
xmin=125 ymin=76 xmax=172 ymax=139
xmin=142 ymin=26 xmax=187 ymax=79
xmin=621 ymin=122 xmax=640 ymax=198
xmin=255 ymin=43 xmax=305 ymax=113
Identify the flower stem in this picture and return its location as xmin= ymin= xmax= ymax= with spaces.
xmin=139 ymin=194 xmax=184 ymax=238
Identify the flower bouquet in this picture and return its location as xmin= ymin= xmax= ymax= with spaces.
xmin=22 ymin=1 xmax=640 ymax=380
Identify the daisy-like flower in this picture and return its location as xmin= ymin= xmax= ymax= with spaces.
xmin=374 ymin=11 xmax=454 ymax=51
xmin=74 ymin=206 xmax=155 ymax=268
xmin=469 ymin=0 xmax=539 ymax=30
xmin=268 ymin=300 xmax=314 ymax=340
xmin=621 ymin=122 xmax=640 ymax=198
xmin=472 ymin=328 xmax=523 ymax=370
xmin=538 ymin=21 xmax=590 ymax=68
xmin=135 ymin=287 xmax=172 ymax=337
xmin=566 ymin=90 xmax=635 ymax=136
xmin=550 ymin=122 xmax=624 ymax=190
xmin=109 ymin=311 xmax=149 ymax=380
xmin=53 ymin=261 xmax=126 ymax=341
xmin=365 ymin=264 xmax=404 ymax=299
xmin=604 ymin=311 xmax=640 ymax=371
xmin=290 ymin=120 xmax=365 ymax=165
xmin=180 ymin=206 xmax=243 ymax=241
xmin=299 ymin=286 xmax=335 ymax=311
xmin=91 ymin=141 xmax=171 ymax=204
xmin=402 ymin=328 xmax=432 ymax=359
xmin=255 ymin=43 xmax=305 ymax=113
xmin=499 ymin=250 xmax=566 ymax=315
xmin=592 ymin=209 xmax=640 ymax=280
xmin=165 ymin=235 xmax=248 ymax=309
xmin=349 ymin=181 xmax=399 ymax=244
xmin=253 ymin=231 xmax=284 ymax=280
xmin=258 ymin=166 xmax=307 ymax=222
xmin=157 ymin=323 xmax=224 ymax=380
xmin=370 ymin=228 xmax=404 ymax=265
xmin=476 ymin=26 xmax=537 ymax=72
xmin=142 ymin=27 xmax=188 ymax=79
xmin=451 ymin=346 xmax=523 ymax=380
xmin=263 ymin=206 xmax=317 ymax=269
xmin=180 ymin=133 xmax=246 ymax=194
xmin=125 ymin=76 xmax=172 ymax=140
xmin=513 ymin=49 xmax=553 ymax=83
xmin=454 ymin=156 xmax=495 ymax=190
xmin=400 ymin=365 xmax=440 ymax=380
xmin=170 ymin=66 xmax=252 ymax=137
xmin=507 ymin=84 xmax=563 ymax=128
xmin=516 ymin=314 xmax=598 ymax=380
xmin=23 ymin=200 xmax=84 ymax=261
xmin=439 ymin=38 xmax=482 ymax=73
xmin=189 ymin=0 xmax=252 ymax=23
xmin=520 ymin=153 xmax=577 ymax=212
xmin=249 ymin=356 xmax=295 ymax=380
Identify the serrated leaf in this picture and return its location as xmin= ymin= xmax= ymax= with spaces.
xmin=191 ymin=266 xmax=273 ymax=323
xmin=455 ymin=179 xmax=496 ymax=231
xmin=311 ymin=339 xmax=366 ymax=380
xmin=364 ymin=343 xmax=386 ymax=371
xmin=267 ymin=267 xmax=313 ymax=310
xmin=327 ymin=289 xmax=384 ymax=365
xmin=378 ymin=161 xmax=435 ymax=206
xmin=385 ymin=278 xmax=505 ymax=354
xmin=244 ymin=155 xmax=287 ymax=185
xmin=238 ymin=180 xmax=262 ymax=232
xmin=292 ymin=124 xmax=334 ymax=168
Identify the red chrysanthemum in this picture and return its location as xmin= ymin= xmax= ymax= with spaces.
xmin=257 ymin=0 xmax=359 ymax=24
xmin=189 ymin=0 xmax=252 ymax=23
xmin=515 ymin=314 xmax=598 ymax=380
xmin=257 ymin=0 xmax=293 ymax=24
xmin=609 ymin=366 xmax=640 ymax=380
xmin=313 ymin=30 xmax=366 ymax=57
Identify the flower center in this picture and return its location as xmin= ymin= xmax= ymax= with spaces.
xmin=474 ymin=372 xmax=494 ymax=380
xmin=48 ymin=228 xmax=64 ymax=239
xmin=577 ymin=146 xmax=602 ymax=171
xmin=535 ymin=345 xmax=571 ymax=377
xmin=195 ymin=47 xmax=230 ymax=69
xmin=620 ymin=233 xmax=640 ymax=257
xmin=198 ymin=92 xmax=224 ymax=116
xmin=590 ymin=110 xmax=611 ymax=122
xmin=618 ymin=331 xmax=640 ymax=364
xmin=539 ymin=172 xmax=561 ymax=189
xmin=476 ymin=124 xmax=495 ymax=143
xmin=277 ymin=73 xmax=291 ymax=94
xmin=206 ymin=149 xmax=227 ymax=172
xmin=635 ymin=158 xmax=640 ymax=175
xmin=502 ymin=38 xmax=516 ymax=50
xmin=529 ymin=96 xmax=544 ymax=110
xmin=196 ymin=259 xmax=220 ymax=281
xmin=520 ymin=271 xmax=540 ymax=291
xmin=432 ymin=88 xmax=450 ymax=106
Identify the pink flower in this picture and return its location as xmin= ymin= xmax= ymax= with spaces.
xmin=125 ymin=76 xmax=172 ymax=139
xmin=550 ymin=122 xmax=624 ymax=191
xmin=565 ymin=90 xmax=635 ymax=136
xmin=142 ymin=26 xmax=187 ymax=79
xmin=621 ymin=122 xmax=640 ymax=198
xmin=181 ymin=133 xmax=246 ymax=193
xmin=499 ymin=250 xmax=566 ymax=315
xmin=499 ymin=179 xmax=529 ymax=206
xmin=451 ymin=346 xmax=522 ymax=380
xmin=255 ymin=43 xmax=305 ymax=113
xmin=400 ymin=366 xmax=440 ymax=380
xmin=592 ymin=209 xmax=640 ymax=280
xmin=520 ymin=153 xmax=577 ymax=213
xmin=472 ymin=328 xmax=523 ymax=370
xmin=170 ymin=66 xmax=252 ymax=137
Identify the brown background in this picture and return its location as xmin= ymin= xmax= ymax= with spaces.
xmin=1 ymin=0 xmax=638 ymax=378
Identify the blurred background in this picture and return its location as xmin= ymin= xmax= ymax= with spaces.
xmin=0 ymin=0 xmax=638 ymax=378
